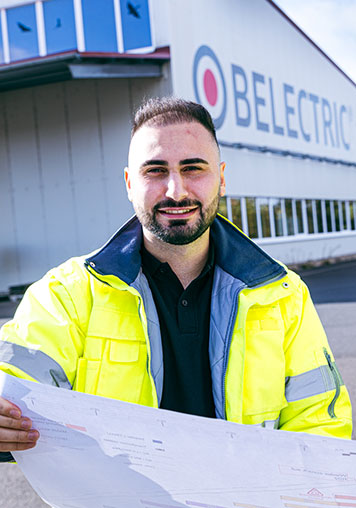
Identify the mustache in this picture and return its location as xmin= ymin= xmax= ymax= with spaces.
xmin=153 ymin=199 xmax=202 ymax=211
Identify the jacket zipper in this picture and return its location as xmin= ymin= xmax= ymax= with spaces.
xmin=323 ymin=347 xmax=340 ymax=419
xmin=222 ymin=286 xmax=244 ymax=418
xmin=137 ymin=292 xmax=159 ymax=408
xmin=222 ymin=273 xmax=288 ymax=419
xmin=85 ymin=263 xmax=159 ymax=407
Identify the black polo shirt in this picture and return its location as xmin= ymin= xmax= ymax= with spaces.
xmin=141 ymin=244 xmax=216 ymax=418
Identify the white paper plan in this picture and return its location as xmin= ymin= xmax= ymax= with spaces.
xmin=0 ymin=372 xmax=355 ymax=508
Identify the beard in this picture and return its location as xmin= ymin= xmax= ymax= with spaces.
xmin=134 ymin=192 xmax=220 ymax=245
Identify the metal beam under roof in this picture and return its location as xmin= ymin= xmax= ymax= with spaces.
xmin=0 ymin=47 xmax=170 ymax=92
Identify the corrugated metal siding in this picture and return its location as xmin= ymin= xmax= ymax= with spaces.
xmin=0 ymin=67 xmax=172 ymax=291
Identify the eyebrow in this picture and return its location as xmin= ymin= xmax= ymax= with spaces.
xmin=140 ymin=157 xmax=209 ymax=168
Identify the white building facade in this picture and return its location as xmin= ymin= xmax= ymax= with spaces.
xmin=0 ymin=0 xmax=355 ymax=292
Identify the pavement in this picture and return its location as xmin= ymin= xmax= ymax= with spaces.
xmin=0 ymin=260 xmax=355 ymax=507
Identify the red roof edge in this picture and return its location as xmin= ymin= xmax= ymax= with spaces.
xmin=79 ymin=46 xmax=170 ymax=60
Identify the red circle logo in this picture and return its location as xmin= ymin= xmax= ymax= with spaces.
xmin=193 ymin=45 xmax=227 ymax=129
xmin=203 ymin=69 xmax=218 ymax=106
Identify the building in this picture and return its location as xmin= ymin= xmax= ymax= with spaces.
xmin=0 ymin=0 xmax=355 ymax=293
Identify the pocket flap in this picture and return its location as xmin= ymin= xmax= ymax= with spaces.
xmin=109 ymin=340 xmax=140 ymax=363
xmin=87 ymin=307 xmax=145 ymax=341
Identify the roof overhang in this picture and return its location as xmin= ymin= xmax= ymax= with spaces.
xmin=0 ymin=46 xmax=170 ymax=92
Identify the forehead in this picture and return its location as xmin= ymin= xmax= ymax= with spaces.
xmin=128 ymin=121 xmax=219 ymax=167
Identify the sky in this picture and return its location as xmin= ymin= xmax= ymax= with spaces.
xmin=1 ymin=0 xmax=356 ymax=84
xmin=274 ymin=0 xmax=356 ymax=84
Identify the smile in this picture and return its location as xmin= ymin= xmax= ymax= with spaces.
xmin=157 ymin=207 xmax=199 ymax=217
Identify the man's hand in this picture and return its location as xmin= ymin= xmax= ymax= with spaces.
xmin=0 ymin=396 xmax=39 ymax=452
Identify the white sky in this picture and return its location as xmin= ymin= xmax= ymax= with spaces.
xmin=273 ymin=0 xmax=356 ymax=84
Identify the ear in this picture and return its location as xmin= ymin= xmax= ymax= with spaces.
xmin=124 ymin=167 xmax=132 ymax=202
xmin=219 ymin=162 xmax=226 ymax=197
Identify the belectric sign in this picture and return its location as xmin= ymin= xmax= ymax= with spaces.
xmin=193 ymin=44 xmax=351 ymax=151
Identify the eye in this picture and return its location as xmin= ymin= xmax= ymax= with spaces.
xmin=182 ymin=165 xmax=202 ymax=172
xmin=146 ymin=167 xmax=166 ymax=174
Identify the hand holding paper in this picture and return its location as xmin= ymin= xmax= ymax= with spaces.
xmin=0 ymin=395 xmax=39 ymax=452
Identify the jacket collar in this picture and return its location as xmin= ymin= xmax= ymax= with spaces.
xmin=85 ymin=215 xmax=286 ymax=287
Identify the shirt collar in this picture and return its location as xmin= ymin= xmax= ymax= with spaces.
xmin=141 ymin=240 xmax=215 ymax=280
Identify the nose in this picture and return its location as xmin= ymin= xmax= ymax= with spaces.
xmin=165 ymin=172 xmax=188 ymax=202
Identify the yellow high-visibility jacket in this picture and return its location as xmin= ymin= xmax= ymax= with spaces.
xmin=0 ymin=215 xmax=352 ymax=453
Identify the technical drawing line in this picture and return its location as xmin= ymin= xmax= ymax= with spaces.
xmin=233 ymin=503 xmax=271 ymax=508
xmin=140 ymin=501 xmax=185 ymax=508
xmin=186 ymin=501 xmax=228 ymax=508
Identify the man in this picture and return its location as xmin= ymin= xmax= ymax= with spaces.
xmin=0 ymin=97 xmax=352 ymax=461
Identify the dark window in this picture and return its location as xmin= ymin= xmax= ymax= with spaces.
xmin=43 ymin=0 xmax=77 ymax=54
xmin=246 ymin=198 xmax=258 ymax=238
xmin=285 ymin=199 xmax=294 ymax=235
xmin=350 ymin=202 xmax=356 ymax=230
xmin=259 ymin=198 xmax=271 ymax=237
xmin=341 ymin=202 xmax=347 ymax=229
xmin=306 ymin=200 xmax=314 ymax=234
xmin=271 ymin=198 xmax=283 ymax=236
xmin=231 ymin=198 xmax=242 ymax=230
xmin=334 ymin=200 xmax=341 ymax=231
xmin=325 ymin=201 xmax=333 ymax=232
xmin=295 ymin=200 xmax=303 ymax=233
xmin=120 ymin=0 xmax=152 ymax=51
xmin=82 ymin=0 xmax=117 ymax=52
xmin=7 ymin=4 xmax=39 ymax=62
xmin=316 ymin=200 xmax=324 ymax=232
xmin=218 ymin=197 xmax=228 ymax=219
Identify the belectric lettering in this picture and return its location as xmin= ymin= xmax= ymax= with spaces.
xmin=231 ymin=65 xmax=351 ymax=150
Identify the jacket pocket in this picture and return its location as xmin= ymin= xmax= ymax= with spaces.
xmin=76 ymin=307 xmax=149 ymax=403
xmin=242 ymin=305 xmax=286 ymax=416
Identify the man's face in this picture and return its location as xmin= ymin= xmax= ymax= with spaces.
xmin=125 ymin=121 xmax=226 ymax=245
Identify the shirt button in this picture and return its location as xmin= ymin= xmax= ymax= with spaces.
xmin=181 ymin=299 xmax=188 ymax=307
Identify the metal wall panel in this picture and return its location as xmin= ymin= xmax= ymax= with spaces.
xmin=3 ymin=88 xmax=49 ymax=286
xmin=0 ymin=99 xmax=19 ymax=289
xmin=0 ymin=71 xmax=172 ymax=292
xmin=32 ymin=83 xmax=80 ymax=267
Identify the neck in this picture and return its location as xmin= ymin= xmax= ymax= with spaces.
xmin=143 ymin=230 xmax=210 ymax=289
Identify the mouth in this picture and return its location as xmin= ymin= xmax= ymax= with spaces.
xmin=157 ymin=207 xmax=199 ymax=219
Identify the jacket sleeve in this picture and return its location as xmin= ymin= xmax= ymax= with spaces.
xmin=0 ymin=262 xmax=91 ymax=463
xmin=0 ymin=265 xmax=88 ymax=389
xmin=278 ymin=273 xmax=352 ymax=439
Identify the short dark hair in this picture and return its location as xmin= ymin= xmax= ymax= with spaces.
xmin=131 ymin=96 xmax=218 ymax=146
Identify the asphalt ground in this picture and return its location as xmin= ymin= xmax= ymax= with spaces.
xmin=296 ymin=259 xmax=356 ymax=304
xmin=0 ymin=260 xmax=355 ymax=507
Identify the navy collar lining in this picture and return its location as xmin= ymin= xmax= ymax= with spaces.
xmin=85 ymin=215 xmax=286 ymax=287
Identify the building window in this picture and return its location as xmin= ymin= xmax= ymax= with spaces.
xmin=284 ymin=199 xmax=294 ymax=235
xmin=7 ymin=3 xmax=39 ymax=61
xmin=341 ymin=201 xmax=347 ymax=230
xmin=231 ymin=198 xmax=243 ymax=230
xmin=316 ymin=200 xmax=324 ymax=232
xmin=350 ymin=202 xmax=356 ymax=230
xmin=295 ymin=200 xmax=304 ymax=234
xmin=224 ymin=195 xmax=356 ymax=240
xmin=306 ymin=200 xmax=314 ymax=234
xmin=325 ymin=200 xmax=333 ymax=232
xmin=218 ymin=196 xmax=228 ymax=219
xmin=271 ymin=198 xmax=283 ymax=237
xmin=246 ymin=198 xmax=258 ymax=238
xmin=259 ymin=198 xmax=271 ymax=238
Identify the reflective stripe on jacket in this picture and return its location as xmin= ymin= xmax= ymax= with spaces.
xmin=0 ymin=215 xmax=352 ymax=440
